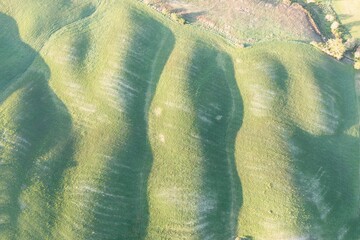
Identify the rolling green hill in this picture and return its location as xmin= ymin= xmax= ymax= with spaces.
xmin=0 ymin=0 xmax=359 ymax=239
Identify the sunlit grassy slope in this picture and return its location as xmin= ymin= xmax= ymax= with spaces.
xmin=0 ymin=0 xmax=359 ymax=239
xmin=333 ymin=0 xmax=360 ymax=39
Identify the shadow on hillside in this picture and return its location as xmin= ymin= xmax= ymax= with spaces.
xmin=119 ymin=18 xmax=176 ymax=240
xmin=311 ymin=59 xmax=359 ymax=131
xmin=338 ymin=14 xmax=352 ymax=21
xmin=338 ymin=14 xmax=360 ymax=31
xmin=181 ymin=11 xmax=207 ymax=24
xmin=75 ymin=13 xmax=177 ymax=240
xmin=170 ymin=7 xmax=186 ymax=14
xmin=168 ymin=7 xmax=207 ymax=24
xmin=290 ymin=60 xmax=359 ymax=237
xmin=291 ymin=130 xmax=359 ymax=237
xmin=188 ymin=42 xmax=244 ymax=239
xmin=0 ymin=13 xmax=74 ymax=238
xmin=346 ymin=20 xmax=360 ymax=28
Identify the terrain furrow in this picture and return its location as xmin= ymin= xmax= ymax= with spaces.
xmin=147 ymin=40 xmax=243 ymax=240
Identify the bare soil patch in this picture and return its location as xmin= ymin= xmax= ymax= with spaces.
xmin=144 ymin=0 xmax=322 ymax=44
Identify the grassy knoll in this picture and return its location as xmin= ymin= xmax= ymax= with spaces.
xmin=0 ymin=0 xmax=101 ymax=51
xmin=0 ymin=0 xmax=359 ymax=239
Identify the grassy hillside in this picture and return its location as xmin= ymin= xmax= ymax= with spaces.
xmin=234 ymin=43 xmax=359 ymax=239
xmin=0 ymin=0 xmax=359 ymax=239
xmin=146 ymin=39 xmax=242 ymax=239
xmin=333 ymin=0 xmax=360 ymax=39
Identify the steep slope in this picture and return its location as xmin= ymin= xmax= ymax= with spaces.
xmin=0 ymin=0 xmax=359 ymax=239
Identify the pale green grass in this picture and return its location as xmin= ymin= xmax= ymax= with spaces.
xmin=333 ymin=0 xmax=360 ymax=38
xmin=0 ymin=0 xmax=359 ymax=239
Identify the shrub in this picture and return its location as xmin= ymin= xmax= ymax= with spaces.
xmin=170 ymin=13 xmax=186 ymax=25
xmin=160 ymin=8 xmax=186 ymax=25
xmin=355 ymin=60 xmax=360 ymax=70
xmin=325 ymin=14 xmax=335 ymax=22
xmin=331 ymin=21 xmax=340 ymax=30
xmin=161 ymin=8 xmax=170 ymax=15
xmin=178 ymin=17 xmax=186 ymax=25
xmin=354 ymin=47 xmax=360 ymax=69
xmin=311 ymin=38 xmax=346 ymax=60
xmin=330 ymin=21 xmax=343 ymax=38
xmin=324 ymin=38 xmax=346 ymax=59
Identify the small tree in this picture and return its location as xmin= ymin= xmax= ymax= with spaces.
xmin=331 ymin=21 xmax=340 ymax=30
xmin=170 ymin=13 xmax=186 ymax=25
xmin=355 ymin=47 xmax=360 ymax=69
xmin=325 ymin=14 xmax=335 ymax=22
xmin=354 ymin=61 xmax=360 ymax=70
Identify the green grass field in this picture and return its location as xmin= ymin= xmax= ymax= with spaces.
xmin=332 ymin=0 xmax=360 ymax=38
xmin=0 ymin=0 xmax=359 ymax=239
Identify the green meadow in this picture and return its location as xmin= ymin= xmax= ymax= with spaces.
xmin=0 ymin=0 xmax=359 ymax=239
xmin=333 ymin=0 xmax=360 ymax=39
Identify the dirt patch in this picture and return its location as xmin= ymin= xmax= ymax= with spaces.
xmin=292 ymin=3 xmax=325 ymax=40
xmin=143 ymin=0 xmax=322 ymax=44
